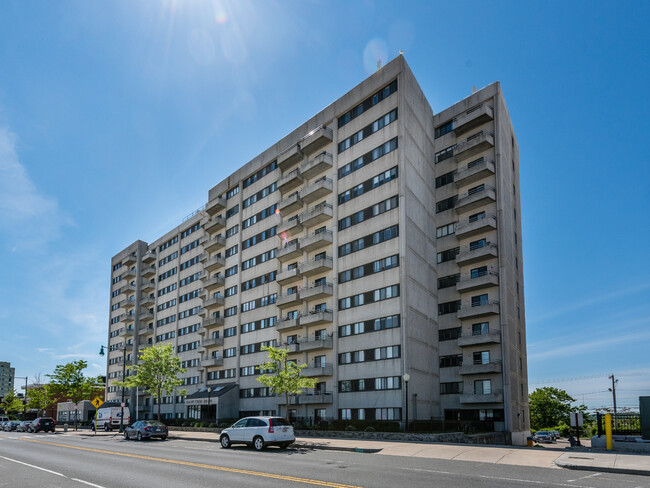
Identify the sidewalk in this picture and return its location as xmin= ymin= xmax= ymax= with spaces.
xmin=65 ymin=428 xmax=650 ymax=477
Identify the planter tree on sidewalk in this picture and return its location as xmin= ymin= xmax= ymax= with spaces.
xmin=48 ymin=360 xmax=101 ymax=431
xmin=256 ymin=346 xmax=318 ymax=422
xmin=1 ymin=390 xmax=25 ymax=417
xmin=118 ymin=343 xmax=187 ymax=421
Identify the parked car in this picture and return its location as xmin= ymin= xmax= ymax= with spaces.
xmin=3 ymin=421 xmax=21 ymax=432
xmin=533 ymin=430 xmax=555 ymax=443
xmin=123 ymin=420 xmax=168 ymax=441
xmin=219 ymin=416 xmax=295 ymax=450
xmin=31 ymin=417 xmax=56 ymax=433
xmin=16 ymin=421 xmax=32 ymax=432
xmin=551 ymin=430 xmax=561 ymax=440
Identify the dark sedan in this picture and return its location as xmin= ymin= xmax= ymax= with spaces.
xmin=123 ymin=420 xmax=168 ymax=441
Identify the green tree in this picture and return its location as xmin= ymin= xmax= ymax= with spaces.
xmin=26 ymin=384 xmax=55 ymax=416
xmin=1 ymin=390 xmax=25 ymax=416
xmin=529 ymin=387 xmax=588 ymax=430
xmin=118 ymin=343 xmax=187 ymax=421
xmin=48 ymin=360 xmax=101 ymax=430
xmin=256 ymin=346 xmax=318 ymax=422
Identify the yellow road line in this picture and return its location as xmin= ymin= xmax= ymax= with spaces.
xmin=20 ymin=439 xmax=363 ymax=488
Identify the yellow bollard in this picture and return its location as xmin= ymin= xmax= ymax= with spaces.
xmin=605 ymin=413 xmax=613 ymax=451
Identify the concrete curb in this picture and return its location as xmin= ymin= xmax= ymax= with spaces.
xmin=554 ymin=460 xmax=650 ymax=477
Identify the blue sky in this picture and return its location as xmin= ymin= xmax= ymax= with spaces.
xmin=1 ymin=0 xmax=648 ymax=410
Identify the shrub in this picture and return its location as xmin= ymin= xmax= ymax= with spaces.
xmin=364 ymin=426 xmax=376 ymax=432
xmin=344 ymin=425 xmax=357 ymax=431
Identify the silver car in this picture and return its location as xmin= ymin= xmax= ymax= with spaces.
xmin=220 ymin=416 xmax=294 ymax=450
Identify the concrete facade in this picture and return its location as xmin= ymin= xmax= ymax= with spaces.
xmin=105 ymin=56 xmax=529 ymax=443
xmin=0 ymin=362 xmax=15 ymax=397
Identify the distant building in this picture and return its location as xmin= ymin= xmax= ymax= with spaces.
xmin=105 ymin=56 xmax=529 ymax=444
xmin=0 ymin=362 xmax=15 ymax=397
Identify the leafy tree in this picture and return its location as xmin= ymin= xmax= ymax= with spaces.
xmin=1 ymin=390 xmax=25 ymax=416
xmin=26 ymin=384 xmax=55 ymax=416
xmin=529 ymin=387 xmax=588 ymax=430
xmin=118 ymin=343 xmax=187 ymax=421
xmin=48 ymin=360 xmax=101 ymax=430
xmin=256 ymin=346 xmax=318 ymax=422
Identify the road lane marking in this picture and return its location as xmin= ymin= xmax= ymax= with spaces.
xmin=20 ymin=438 xmax=363 ymax=488
xmin=567 ymin=472 xmax=602 ymax=482
xmin=0 ymin=455 xmax=65 ymax=477
xmin=71 ymin=478 xmax=107 ymax=488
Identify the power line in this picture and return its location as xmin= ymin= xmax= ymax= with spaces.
xmin=529 ymin=374 xmax=608 ymax=384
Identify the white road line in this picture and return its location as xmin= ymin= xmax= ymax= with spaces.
xmin=0 ymin=455 xmax=65 ymax=477
xmin=567 ymin=472 xmax=602 ymax=482
xmin=71 ymin=478 xmax=108 ymax=488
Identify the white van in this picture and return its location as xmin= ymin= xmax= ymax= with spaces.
xmin=94 ymin=406 xmax=130 ymax=431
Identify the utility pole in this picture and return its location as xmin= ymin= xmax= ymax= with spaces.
xmin=608 ymin=374 xmax=618 ymax=430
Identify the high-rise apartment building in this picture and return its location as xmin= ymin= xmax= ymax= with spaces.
xmin=0 ymin=362 xmax=15 ymax=397
xmin=105 ymin=56 xmax=529 ymax=444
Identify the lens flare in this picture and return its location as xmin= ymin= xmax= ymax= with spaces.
xmin=363 ymin=38 xmax=388 ymax=75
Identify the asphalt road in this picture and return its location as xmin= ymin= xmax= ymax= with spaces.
xmin=1 ymin=431 xmax=648 ymax=488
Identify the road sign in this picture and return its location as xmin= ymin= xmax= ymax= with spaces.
xmin=570 ymin=412 xmax=584 ymax=427
xmin=120 ymin=402 xmax=125 ymax=408
xmin=91 ymin=397 xmax=104 ymax=409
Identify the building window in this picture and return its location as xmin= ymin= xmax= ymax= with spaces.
xmin=226 ymin=205 xmax=239 ymax=219
xmin=438 ymin=300 xmax=461 ymax=315
xmin=338 ymin=80 xmax=397 ymax=128
xmin=473 ymin=351 xmax=490 ymax=365
xmin=436 ymin=196 xmax=457 ymax=213
xmin=437 ymin=274 xmax=460 ymax=289
xmin=435 ymin=170 xmax=455 ymax=188
xmin=242 ymin=161 xmax=277 ymax=189
xmin=243 ymin=182 xmax=277 ymax=208
xmin=440 ymin=382 xmax=463 ymax=394
xmin=338 ymin=167 xmax=398 ymax=205
xmin=226 ymin=186 xmax=239 ymax=199
xmin=437 ymin=247 xmax=459 ymax=264
xmin=435 ymin=145 xmax=455 ymax=163
xmin=436 ymin=222 xmax=456 ymax=238
xmin=439 ymin=355 xmax=463 ymax=367
xmin=474 ymin=380 xmax=492 ymax=394
xmin=339 ymin=196 xmax=398 ymax=231
xmin=338 ymin=109 xmax=398 ymax=154
xmin=472 ymin=322 xmax=489 ymax=335
xmin=434 ymin=121 xmax=453 ymax=139
xmin=471 ymin=294 xmax=488 ymax=307
xmin=439 ymin=327 xmax=461 ymax=341
xmin=338 ymin=225 xmax=399 ymax=257
xmin=338 ymin=137 xmax=398 ymax=179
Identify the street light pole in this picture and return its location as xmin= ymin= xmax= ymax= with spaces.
xmin=14 ymin=376 xmax=28 ymax=420
xmin=207 ymin=388 xmax=212 ymax=424
xmin=402 ymin=373 xmax=410 ymax=433
xmin=99 ymin=344 xmax=128 ymax=433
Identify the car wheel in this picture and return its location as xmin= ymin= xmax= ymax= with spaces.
xmin=253 ymin=436 xmax=265 ymax=451
xmin=161 ymin=436 xmax=167 ymax=441
xmin=220 ymin=435 xmax=231 ymax=449
xmin=124 ymin=431 xmax=129 ymax=440
xmin=137 ymin=432 xmax=143 ymax=441
xmin=104 ymin=424 xmax=109 ymax=432
xmin=279 ymin=442 xmax=291 ymax=449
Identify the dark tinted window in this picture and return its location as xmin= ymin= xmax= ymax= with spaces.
xmin=270 ymin=417 xmax=291 ymax=426
xmin=247 ymin=418 xmax=267 ymax=427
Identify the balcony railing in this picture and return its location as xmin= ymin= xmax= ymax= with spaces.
xmin=455 ymin=158 xmax=496 ymax=186
xmin=300 ymin=256 xmax=333 ymax=276
xmin=300 ymin=126 xmax=333 ymax=156
xmin=300 ymin=309 xmax=333 ymax=326
xmin=300 ymin=283 xmax=333 ymax=301
xmin=454 ymin=130 xmax=495 ymax=162
xmin=301 ymin=152 xmax=333 ymax=179
xmin=300 ymin=229 xmax=333 ymax=252
xmin=453 ymin=104 xmax=494 ymax=136
xmin=300 ymin=203 xmax=333 ymax=227
xmin=300 ymin=176 xmax=333 ymax=204
xmin=457 ymin=300 xmax=500 ymax=319
xmin=456 ymin=242 xmax=498 ymax=265
xmin=456 ymin=185 xmax=496 ymax=212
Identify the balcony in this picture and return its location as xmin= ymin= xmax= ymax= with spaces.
xmin=277 ymin=168 xmax=304 ymax=194
xmin=122 ymin=314 xmax=135 ymax=325
xmin=301 ymin=151 xmax=333 ymax=179
xmin=278 ymin=145 xmax=304 ymax=171
xmin=201 ymin=337 xmax=224 ymax=348
xmin=123 ymin=254 xmax=137 ymax=265
xmin=141 ymin=266 xmax=156 ymax=278
xmin=277 ymin=240 xmax=302 ymax=262
xmin=300 ymin=310 xmax=333 ymax=326
xmin=287 ymin=336 xmax=333 ymax=353
xmin=302 ymin=364 xmax=333 ymax=377
xmin=123 ymin=282 xmax=136 ymax=294
xmin=202 ymin=295 xmax=225 ymax=312
xmin=455 ymin=158 xmax=496 ymax=187
xmin=460 ymin=390 xmax=504 ymax=404
xmin=300 ymin=229 xmax=333 ymax=252
xmin=456 ymin=242 xmax=498 ymax=266
xmin=202 ymin=235 xmax=226 ymax=253
xmin=277 ymin=316 xmax=301 ymax=332
xmin=454 ymin=130 xmax=495 ymax=162
xmin=201 ymin=316 xmax=224 ymax=331
xmin=121 ymin=299 xmax=136 ymax=310
xmin=300 ymin=126 xmax=333 ymax=156
xmin=299 ymin=176 xmax=333 ymax=204
xmin=276 ymin=292 xmax=303 ymax=309
xmin=202 ymin=215 xmax=226 ymax=234
xmin=140 ymin=295 xmax=155 ymax=307
xmin=301 ymin=257 xmax=333 ymax=277
xmin=277 ymin=266 xmax=302 ymax=286
xmin=204 ymin=255 xmax=226 ymax=272
xmin=300 ymin=203 xmax=333 ymax=228
xmin=119 ymin=326 xmax=135 ymax=338
xmin=141 ymin=280 xmax=155 ymax=292
xmin=457 ymin=300 xmax=500 ymax=319
xmin=139 ymin=310 xmax=154 ymax=322
xmin=205 ymin=196 xmax=226 ymax=216
xmin=278 ymin=215 xmax=303 ymax=238
xmin=456 ymin=185 xmax=496 ymax=213
xmin=458 ymin=331 xmax=502 ymax=348
xmin=123 ymin=268 xmax=136 ymax=279
xmin=456 ymin=272 xmax=499 ymax=292
xmin=460 ymin=361 xmax=503 ymax=376
xmin=278 ymin=192 xmax=303 ymax=214
xmin=300 ymin=283 xmax=333 ymax=301
xmin=296 ymin=392 xmax=333 ymax=405
xmin=456 ymin=214 xmax=497 ymax=238
xmin=200 ymin=357 xmax=224 ymax=368
xmin=142 ymin=251 xmax=156 ymax=264
xmin=201 ymin=274 xmax=225 ymax=291
xmin=453 ymin=104 xmax=494 ymax=137
xmin=138 ymin=325 xmax=154 ymax=337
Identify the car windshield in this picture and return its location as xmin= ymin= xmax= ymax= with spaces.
xmin=270 ymin=418 xmax=291 ymax=426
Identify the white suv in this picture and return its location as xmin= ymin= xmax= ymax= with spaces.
xmin=220 ymin=416 xmax=295 ymax=450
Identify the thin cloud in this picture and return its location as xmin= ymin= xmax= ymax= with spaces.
xmin=0 ymin=125 xmax=73 ymax=251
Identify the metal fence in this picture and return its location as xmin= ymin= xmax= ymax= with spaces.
xmin=596 ymin=412 xmax=642 ymax=437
